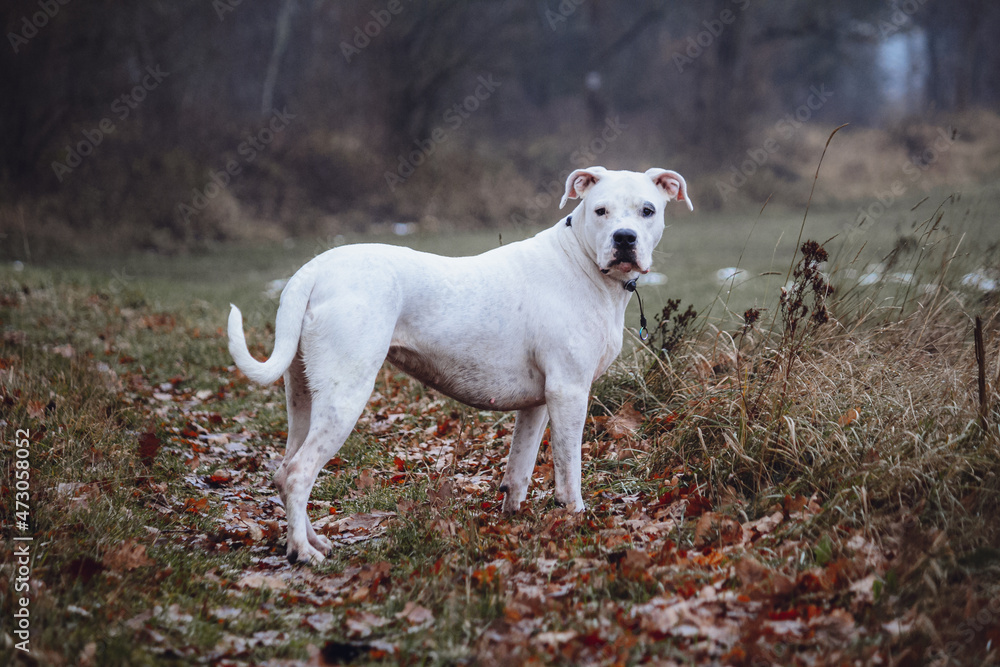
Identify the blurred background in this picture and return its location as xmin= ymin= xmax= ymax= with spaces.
xmin=1 ymin=0 xmax=998 ymax=272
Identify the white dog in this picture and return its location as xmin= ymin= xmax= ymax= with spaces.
xmin=228 ymin=166 xmax=692 ymax=564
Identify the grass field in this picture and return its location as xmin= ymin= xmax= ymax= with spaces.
xmin=29 ymin=181 xmax=999 ymax=341
xmin=3 ymin=186 xmax=1000 ymax=665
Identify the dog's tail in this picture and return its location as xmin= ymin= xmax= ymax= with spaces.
xmin=228 ymin=269 xmax=314 ymax=385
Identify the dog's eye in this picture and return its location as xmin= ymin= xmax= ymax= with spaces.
xmin=642 ymin=206 xmax=656 ymax=218
xmin=595 ymin=207 xmax=607 ymax=216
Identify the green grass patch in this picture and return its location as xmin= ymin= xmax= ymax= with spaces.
xmin=4 ymin=190 xmax=1000 ymax=664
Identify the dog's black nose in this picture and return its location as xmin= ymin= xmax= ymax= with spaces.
xmin=613 ymin=229 xmax=638 ymax=248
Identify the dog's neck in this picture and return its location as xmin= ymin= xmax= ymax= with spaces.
xmin=555 ymin=209 xmax=636 ymax=300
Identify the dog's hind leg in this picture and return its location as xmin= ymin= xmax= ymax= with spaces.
xmin=279 ymin=350 xmax=312 ymax=464
xmin=278 ymin=393 xmax=371 ymax=564
xmin=277 ymin=329 xmax=390 ymax=564
xmin=274 ymin=349 xmax=335 ymax=555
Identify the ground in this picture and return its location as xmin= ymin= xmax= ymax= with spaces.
xmin=3 ymin=198 xmax=1000 ymax=665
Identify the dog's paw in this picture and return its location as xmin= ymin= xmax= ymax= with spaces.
xmin=286 ymin=541 xmax=327 ymax=566
xmin=500 ymin=497 xmax=523 ymax=514
xmin=308 ymin=531 xmax=333 ymax=556
xmin=499 ymin=484 xmax=527 ymax=514
xmin=553 ymin=495 xmax=586 ymax=513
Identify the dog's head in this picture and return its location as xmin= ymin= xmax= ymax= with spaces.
xmin=560 ymin=167 xmax=693 ymax=278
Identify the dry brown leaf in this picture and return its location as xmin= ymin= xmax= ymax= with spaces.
xmin=743 ymin=510 xmax=784 ymax=537
xmin=303 ymin=612 xmax=338 ymax=633
xmin=733 ymin=555 xmax=770 ymax=585
xmin=838 ymin=407 xmax=861 ymax=427
xmin=238 ymin=573 xmax=287 ymax=591
xmin=206 ymin=469 xmax=233 ymax=486
xmin=783 ymin=493 xmax=822 ymax=518
xmin=734 ymin=555 xmax=796 ymax=598
xmin=535 ymin=630 xmax=577 ymax=647
xmin=102 ymin=540 xmax=154 ymax=571
xmin=809 ymin=607 xmax=857 ymax=642
xmin=345 ymin=610 xmax=388 ymax=638
xmin=322 ymin=511 xmax=395 ymax=537
xmin=396 ymin=498 xmax=418 ymax=515
xmin=620 ymin=549 xmax=653 ymax=578
xmin=241 ymin=519 xmax=264 ymax=542
xmin=395 ymin=601 xmax=434 ymax=626
xmin=137 ymin=432 xmax=161 ymax=468
xmin=693 ymin=512 xmax=743 ymax=548
xmin=605 ymin=403 xmax=644 ymax=440
xmin=636 ymin=598 xmax=687 ymax=637
xmin=356 ymin=469 xmax=376 ymax=491
xmin=427 ymin=479 xmax=454 ymax=505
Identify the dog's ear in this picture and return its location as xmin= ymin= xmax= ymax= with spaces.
xmin=646 ymin=168 xmax=694 ymax=211
xmin=560 ymin=167 xmax=607 ymax=208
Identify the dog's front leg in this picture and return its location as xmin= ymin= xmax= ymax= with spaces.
xmin=499 ymin=405 xmax=549 ymax=513
xmin=544 ymin=382 xmax=589 ymax=512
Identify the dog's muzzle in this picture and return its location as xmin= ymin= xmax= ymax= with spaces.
xmin=609 ymin=228 xmax=640 ymax=272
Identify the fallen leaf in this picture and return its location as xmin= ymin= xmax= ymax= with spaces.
xmin=783 ymin=493 xmax=822 ymax=518
xmin=212 ymin=607 xmax=243 ymax=621
xmin=345 ymin=610 xmax=388 ymax=638
xmin=103 ymin=540 xmax=154 ymax=571
xmin=734 ymin=555 xmax=771 ymax=585
xmin=838 ymin=407 xmax=861 ymax=427
xmin=138 ymin=432 xmax=161 ymax=467
xmin=317 ymin=511 xmax=396 ymax=543
xmin=427 ymin=479 xmax=454 ymax=505
xmin=56 ymin=482 xmax=101 ymax=507
xmin=683 ymin=492 xmax=713 ymax=518
xmin=809 ymin=607 xmax=856 ymax=642
xmin=734 ymin=555 xmax=796 ymax=598
xmin=605 ymin=403 xmax=644 ymax=440
xmin=743 ymin=510 xmax=784 ymax=538
xmin=620 ymin=548 xmax=653 ymax=578
xmin=163 ymin=603 xmax=193 ymax=626
xmin=849 ymin=574 xmax=878 ymax=604
xmin=693 ymin=512 xmax=743 ymax=548
xmin=394 ymin=601 xmax=434 ymax=626
xmin=635 ymin=598 xmax=686 ymax=637
xmin=238 ymin=573 xmax=287 ymax=591
xmin=205 ymin=469 xmax=233 ymax=486
xmin=184 ymin=497 xmax=209 ymax=513
xmin=396 ymin=499 xmax=418 ymax=515
xmin=535 ymin=630 xmax=577 ymax=647
xmin=241 ymin=519 xmax=264 ymax=543
xmin=304 ymin=612 xmax=339 ymax=633
xmin=356 ymin=469 xmax=376 ymax=491
xmin=353 ymin=561 xmax=392 ymax=590
xmin=77 ymin=641 xmax=98 ymax=667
